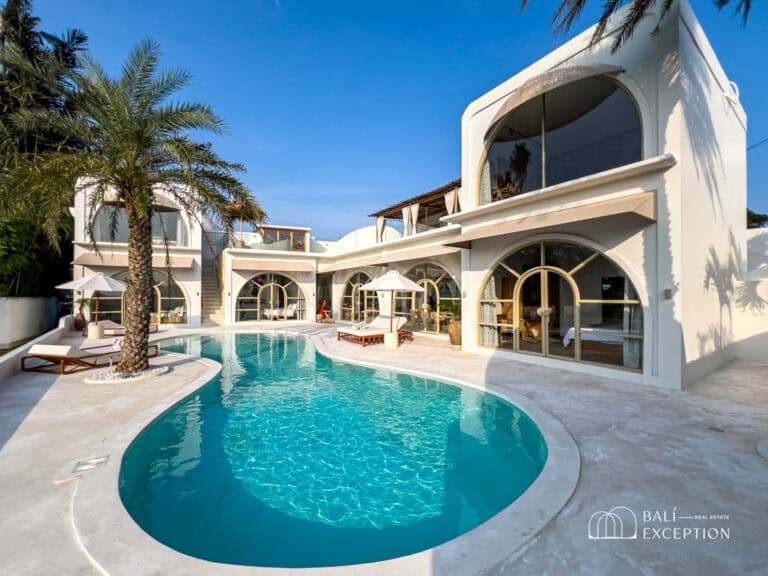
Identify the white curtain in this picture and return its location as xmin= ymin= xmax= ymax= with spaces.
xmin=623 ymin=304 xmax=642 ymax=369
xmin=444 ymin=190 xmax=456 ymax=214
xmin=376 ymin=216 xmax=385 ymax=243
xmin=377 ymin=290 xmax=393 ymax=316
xmin=480 ymin=163 xmax=492 ymax=204
xmin=480 ymin=276 xmax=499 ymax=347
xmin=402 ymin=206 xmax=411 ymax=236
xmin=410 ymin=203 xmax=420 ymax=234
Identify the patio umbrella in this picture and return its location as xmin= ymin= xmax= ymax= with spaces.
xmin=360 ymin=270 xmax=424 ymax=332
xmin=56 ymin=273 xmax=127 ymax=324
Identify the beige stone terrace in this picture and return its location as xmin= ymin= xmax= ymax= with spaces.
xmin=0 ymin=324 xmax=766 ymax=575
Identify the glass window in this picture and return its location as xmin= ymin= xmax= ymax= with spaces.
xmin=545 ymin=78 xmax=641 ymax=187
xmin=406 ymin=264 xmax=461 ymax=335
xmin=478 ymin=240 xmax=643 ymax=371
xmin=485 ymin=97 xmax=543 ymax=202
xmin=545 ymin=242 xmax=593 ymax=272
xmin=573 ymin=254 xmax=638 ymax=301
xmin=481 ymin=77 xmax=641 ymax=204
xmin=504 ymin=243 xmax=541 ymax=274
xmin=92 ymin=270 xmax=187 ymax=324
xmin=236 ymin=273 xmax=306 ymax=321
xmin=93 ymin=205 xmax=187 ymax=245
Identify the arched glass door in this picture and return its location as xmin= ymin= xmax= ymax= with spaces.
xmin=404 ymin=264 xmax=461 ymax=335
xmin=515 ymin=269 xmax=576 ymax=358
xmin=342 ymin=271 xmax=376 ymax=322
xmin=479 ymin=240 xmax=643 ymax=370
xmin=236 ymin=273 xmax=306 ymax=321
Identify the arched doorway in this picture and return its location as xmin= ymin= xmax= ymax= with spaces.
xmin=342 ymin=271 xmax=377 ymax=322
xmin=93 ymin=270 xmax=188 ymax=324
xmin=401 ymin=263 xmax=461 ymax=335
xmin=479 ymin=240 xmax=643 ymax=370
xmin=236 ymin=273 xmax=306 ymax=321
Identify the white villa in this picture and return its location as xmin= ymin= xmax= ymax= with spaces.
xmin=70 ymin=0 xmax=768 ymax=390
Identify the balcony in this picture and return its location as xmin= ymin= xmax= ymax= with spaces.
xmin=232 ymin=226 xmax=311 ymax=253
xmin=368 ymin=180 xmax=461 ymax=243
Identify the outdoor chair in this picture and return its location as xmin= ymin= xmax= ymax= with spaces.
xmin=21 ymin=342 xmax=160 ymax=375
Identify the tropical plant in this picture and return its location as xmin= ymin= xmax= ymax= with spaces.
xmin=523 ymin=0 xmax=752 ymax=52
xmin=8 ymin=40 xmax=264 ymax=372
xmin=0 ymin=0 xmax=85 ymax=300
xmin=747 ymin=208 xmax=768 ymax=229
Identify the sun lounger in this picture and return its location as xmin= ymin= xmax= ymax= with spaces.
xmin=337 ymin=316 xmax=413 ymax=347
xmin=21 ymin=343 xmax=160 ymax=375
xmin=81 ymin=320 xmax=159 ymax=337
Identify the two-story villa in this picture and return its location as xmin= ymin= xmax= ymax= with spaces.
xmin=70 ymin=0 xmax=768 ymax=390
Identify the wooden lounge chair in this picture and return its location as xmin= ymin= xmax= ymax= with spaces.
xmin=337 ymin=316 xmax=413 ymax=347
xmin=21 ymin=343 xmax=160 ymax=375
xmin=81 ymin=320 xmax=159 ymax=337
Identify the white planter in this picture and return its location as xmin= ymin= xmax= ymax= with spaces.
xmin=384 ymin=331 xmax=399 ymax=349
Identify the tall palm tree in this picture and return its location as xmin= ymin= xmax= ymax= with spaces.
xmin=10 ymin=40 xmax=264 ymax=372
xmin=524 ymin=0 xmax=751 ymax=52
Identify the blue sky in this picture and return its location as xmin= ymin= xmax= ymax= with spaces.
xmin=36 ymin=0 xmax=768 ymax=239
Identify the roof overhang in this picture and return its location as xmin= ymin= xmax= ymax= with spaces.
xmin=368 ymin=179 xmax=461 ymax=219
xmin=444 ymin=191 xmax=656 ymax=248
xmin=73 ymin=253 xmax=195 ymax=269
xmin=230 ymin=258 xmax=315 ymax=272
xmin=485 ymin=64 xmax=625 ymax=142
xmin=320 ymin=244 xmax=461 ymax=273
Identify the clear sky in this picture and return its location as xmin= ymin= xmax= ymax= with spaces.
xmin=36 ymin=0 xmax=768 ymax=239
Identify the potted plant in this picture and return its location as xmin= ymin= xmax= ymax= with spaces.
xmin=73 ymin=296 xmax=94 ymax=331
xmin=441 ymin=301 xmax=462 ymax=346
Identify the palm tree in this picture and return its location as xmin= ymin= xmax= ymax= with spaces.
xmin=10 ymin=40 xmax=264 ymax=372
xmin=523 ymin=0 xmax=751 ymax=52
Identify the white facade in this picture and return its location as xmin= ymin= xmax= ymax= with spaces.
xmin=70 ymin=1 xmax=765 ymax=389
xmin=71 ymin=182 xmax=203 ymax=327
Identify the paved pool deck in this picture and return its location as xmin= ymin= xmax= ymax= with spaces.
xmin=0 ymin=324 xmax=766 ymax=575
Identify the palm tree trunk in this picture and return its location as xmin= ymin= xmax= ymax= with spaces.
xmin=117 ymin=203 xmax=153 ymax=372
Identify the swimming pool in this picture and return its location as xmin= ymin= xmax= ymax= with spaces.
xmin=119 ymin=333 xmax=547 ymax=568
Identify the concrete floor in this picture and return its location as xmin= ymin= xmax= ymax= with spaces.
xmin=0 ymin=326 xmax=766 ymax=575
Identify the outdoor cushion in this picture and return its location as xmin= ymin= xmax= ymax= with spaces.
xmin=27 ymin=344 xmax=85 ymax=358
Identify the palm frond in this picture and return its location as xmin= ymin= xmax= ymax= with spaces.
xmin=526 ymin=0 xmax=753 ymax=52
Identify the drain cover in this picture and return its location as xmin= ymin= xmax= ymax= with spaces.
xmin=72 ymin=455 xmax=109 ymax=473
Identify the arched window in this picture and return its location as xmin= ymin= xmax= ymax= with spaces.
xmin=480 ymin=77 xmax=642 ymax=204
xmin=394 ymin=263 xmax=461 ymax=335
xmin=342 ymin=271 xmax=378 ymax=322
xmin=479 ymin=241 xmax=642 ymax=370
xmin=92 ymin=270 xmax=188 ymax=324
xmin=93 ymin=204 xmax=188 ymax=246
xmin=236 ymin=273 xmax=306 ymax=321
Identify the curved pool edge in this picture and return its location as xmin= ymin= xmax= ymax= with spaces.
xmin=72 ymin=328 xmax=580 ymax=576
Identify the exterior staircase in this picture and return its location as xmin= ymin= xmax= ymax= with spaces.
xmin=201 ymin=233 xmax=227 ymax=325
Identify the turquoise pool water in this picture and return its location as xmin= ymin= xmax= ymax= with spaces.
xmin=119 ymin=333 xmax=547 ymax=568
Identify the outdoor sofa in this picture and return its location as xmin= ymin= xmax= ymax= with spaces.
xmin=337 ymin=315 xmax=413 ymax=347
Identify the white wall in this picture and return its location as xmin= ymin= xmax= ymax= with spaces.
xmin=221 ymin=251 xmax=316 ymax=324
xmin=0 ymin=298 xmax=58 ymax=349
xmin=72 ymin=182 xmax=204 ymax=327
xmin=677 ymin=0 xmax=748 ymax=385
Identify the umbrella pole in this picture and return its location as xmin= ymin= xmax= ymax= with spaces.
xmin=95 ymin=296 xmax=99 ymax=325
xmin=390 ymin=291 xmax=394 ymax=332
